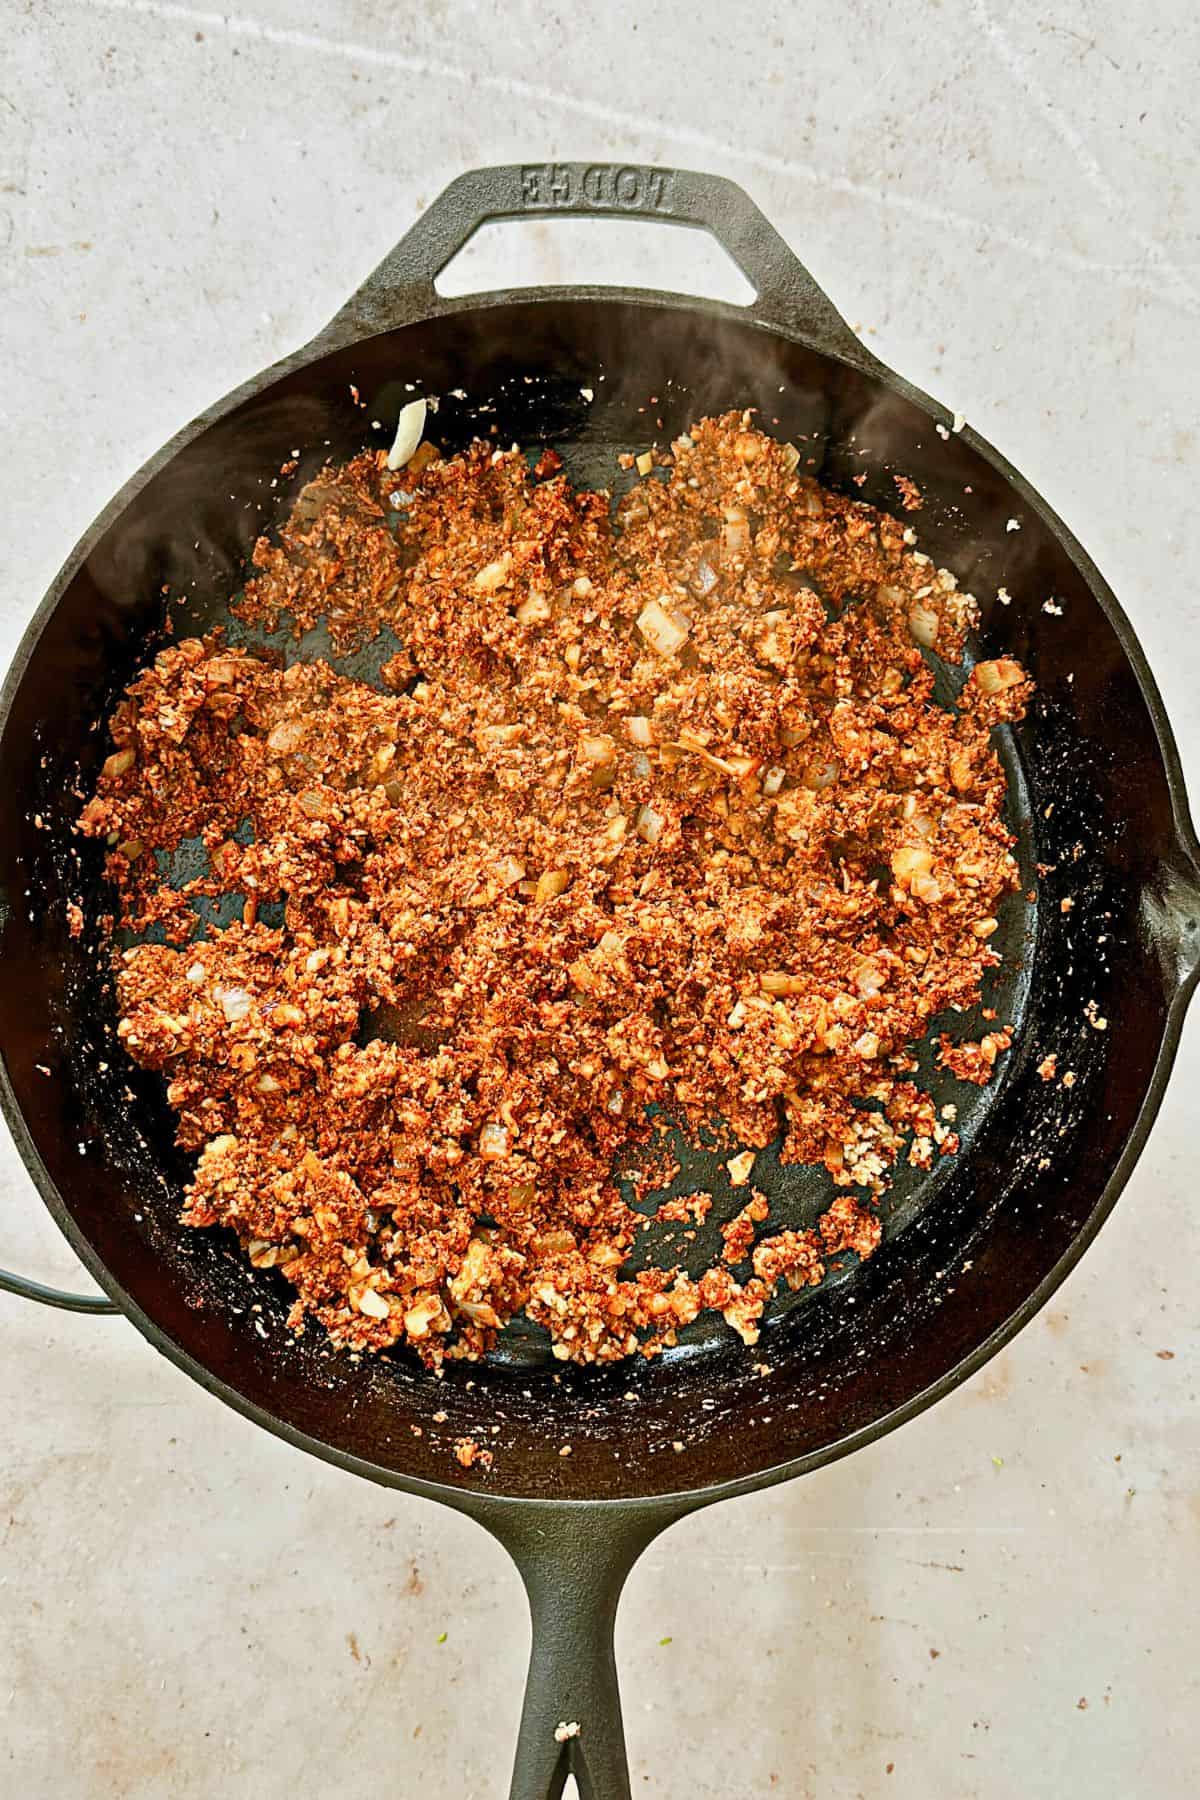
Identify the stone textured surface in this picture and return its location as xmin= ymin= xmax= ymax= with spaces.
xmin=2 ymin=4 xmax=1197 ymax=1796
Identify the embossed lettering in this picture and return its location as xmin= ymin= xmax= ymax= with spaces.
xmin=614 ymin=166 xmax=642 ymax=206
xmin=581 ymin=164 xmax=607 ymax=206
xmin=522 ymin=163 xmax=675 ymax=213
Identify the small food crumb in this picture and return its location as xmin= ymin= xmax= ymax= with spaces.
xmin=1077 ymin=1697 xmax=1089 ymax=1711
xmin=1156 ymin=1349 xmax=1175 ymax=1361
xmin=1061 ymin=897 xmax=1074 ymax=913
xmin=436 ymin=1631 xmax=447 ymax=1644
xmin=997 ymin=586 xmax=1012 ymax=606
xmin=1006 ymin=518 xmax=1021 ymax=531
xmin=992 ymin=1454 xmax=1004 ymax=1468
xmin=453 ymin=1436 xmax=492 ymax=1470
xmin=1043 ymin=598 xmax=1063 ymax=616
xmin=936 ymin=423 xmax=950 ymax=441
xmin=1061 ymin=1070 xmax=1077 ymax=1090
xmin=659 ymin=1635 xmax=673 ymax=1646
xmin=1037 ymin=1054 xmax=1058 ymax=1081
xmin=559 ymin=1444 xmax=572 ymax=1457
xmin=554 ymin=1721 xmax=581 ymax=1742
xmin=952 ymin=412 xmax=965 ymax=434
xmin=894 ymin=473 xmax=923 ymax=511
xmin=726 ymin=1150 xmax=755 ymax=1187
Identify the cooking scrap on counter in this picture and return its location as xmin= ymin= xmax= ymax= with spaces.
xmin=77 ymin=410 xmax=1032 ymax=1369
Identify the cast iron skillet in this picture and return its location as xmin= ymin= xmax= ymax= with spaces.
xmin=2 ymin=164 xmax=1198 ymax=1799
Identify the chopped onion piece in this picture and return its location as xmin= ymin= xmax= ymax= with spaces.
xmin=473 ymin=551 xmax=514 ymax=594
xmin=719 ymin=507 xmax=750 ymax=558
xmin=801 ymin=758 xmax=840 ymax=791
xmin=492 ymin=855 xmax=526 ymax=890
xmin=635 ymin=803 xmax=665 ymax=845
xmin=216 ymin=986 xmax=252 ymax=1023
xmin=516 ymin=588 xmax=551 ymax=625
xmin=386 ymin=398 xmax=427 ymax=471
xmin=637 ymin=599 xmax=689 ymax=657
xmin=693 ymin=557 xmax=719 ymax=597
xmin=909 ymin=601 xmax=939 ymax=648
xmin=974 ymin=658 xmax=1026 ymax=694
xmin=535 ymin=869 xmax=570 ymax=903
xmin=626 ymin=715 xmax=653 ymax=747
xmin=478 ymin=1121 xmax=510 ymax=1160
xmin=761 ymin=765 xmax=786 ymax=796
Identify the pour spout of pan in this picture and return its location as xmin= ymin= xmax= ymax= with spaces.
xmin=1143 ymin=841 xmax=1200 ymax=1006
xmin=476 ymin=1503 xmax=678 ymax=1800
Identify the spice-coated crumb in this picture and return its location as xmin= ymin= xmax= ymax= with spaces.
xmin=79 ymin=413 xmax=1029 ymax=1368
xmin=453 ymin=1436 xmax=492 ymax=1469
xmin=893 ymin=474 xmax=923 ymax=512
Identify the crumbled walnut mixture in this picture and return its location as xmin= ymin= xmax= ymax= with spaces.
xmin=937 ymin=1026 xmax=1014 ymax=1086
xmin=78 ymin=413 xmax=1030 ymax=1366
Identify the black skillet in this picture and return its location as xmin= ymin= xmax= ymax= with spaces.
xmin=1 ymin=164 xmax=1198 ymax=1799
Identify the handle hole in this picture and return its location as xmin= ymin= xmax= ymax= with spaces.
xmin=434 ymin=216 xmax=757 ymax=305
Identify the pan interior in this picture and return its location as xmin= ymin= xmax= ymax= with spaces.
xmin=0 ymin=296 xmax=1177 ymax=1500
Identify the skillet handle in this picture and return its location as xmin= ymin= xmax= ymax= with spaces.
xmin=0 ymin=1266 xmax=119 ymax=1314
xmin=321 ymin=161 xmax=872 ymax=364
xmin=484 ymin=1504 xmax=671 ymax=1800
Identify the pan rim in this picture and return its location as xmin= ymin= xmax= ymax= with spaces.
xmin=1 ymin=287 xmax=1197 ymax=1514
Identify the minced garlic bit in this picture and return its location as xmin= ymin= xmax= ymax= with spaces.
xmin=386 ymin=398 xmax=427 ymax=472
xmin=80 ymin=414 xmax=1031 ymax=1370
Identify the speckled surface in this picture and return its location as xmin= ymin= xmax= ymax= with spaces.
xmin=2 ymin=4 xmax=1198 ymax=1796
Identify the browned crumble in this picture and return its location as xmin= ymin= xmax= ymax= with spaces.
xmin=78 ymin=412 xmax=1030 ymax=1366
xmin=894 ymin=474 xmax=923 ymax=512
xmin=655 ymin=1192 xmax=714 ymax=1227
xmin=453 ymin=1437 xmax=492 ymax=1470
xmin=937 ymin=1026 xmax=1014 ymax=1086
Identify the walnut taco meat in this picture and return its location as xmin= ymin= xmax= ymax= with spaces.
xmin=78 ymin=412 xmax=1031 ymax=1367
